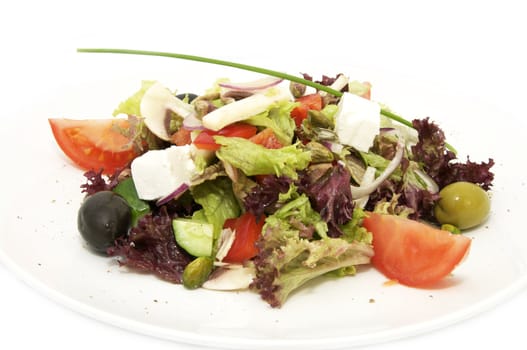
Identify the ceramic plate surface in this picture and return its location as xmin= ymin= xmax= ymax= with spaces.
xmin=1 ymin=59 xmax=526 ymax=350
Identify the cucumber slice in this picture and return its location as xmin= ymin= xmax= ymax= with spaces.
xmin=172 ymin=218 xmax=213 ymax=257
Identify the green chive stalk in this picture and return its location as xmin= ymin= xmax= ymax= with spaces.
xmin=76 ymin=48 xmax=455 ymax=152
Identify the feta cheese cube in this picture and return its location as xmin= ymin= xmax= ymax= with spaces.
xmin=131 ymin=145 xmax=196 ymax=201
xmin=334 ymin=92 xmax=380 ymax=152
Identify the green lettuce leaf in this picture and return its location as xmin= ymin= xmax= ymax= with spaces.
xmin=190 ymin=177 xmax=240 ymax=238
xmin=339 ymin=207 xmax=372 ymax=244
xmin=360 ymin=151 xmax=403 ymax=181
xmin=245 ymin=100 xmax=296 ymax=145
xmin=112 ymin=80 xmax=155 ymax=117
xmin=269 ymin=185 xmax=328 ymax=239
xmin=214 ymin=136 xmax=311 ymax=179
xmin=348 ymin=80 xmax=371 ymax=97
xmin=251 ymin=220 xmax=373 ymax=307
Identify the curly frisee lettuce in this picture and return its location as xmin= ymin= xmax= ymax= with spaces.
xmin=249 ymin=186 xmax=373 ymax=307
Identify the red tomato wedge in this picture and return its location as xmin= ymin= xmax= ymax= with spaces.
xmin=193 ymin=123 xmax=257 ymax=151
xmin=222 ymin=212 xmax=265 ymax=263
xmin=249 ymin=128 xmax=283 ymax=149
xmin=49 ymin=118 xmax=138 ymax=174
xmin=290 ymin=93 xmax=323 ymax=127
xmin=362 ymin=212 xmax=471 ymax=287
xmin=170 ymin=127 xmax=192 ymax=146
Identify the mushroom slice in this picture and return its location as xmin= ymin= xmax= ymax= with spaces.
xmin=140 ymin=81 xmax=197 ymax=141
xmin=202 ymin=264 xmax=255 ymax=291
xmin=202 ymin=87 xmax=291 ymax=131
xmin=215 ymin=227 xmax=236 ymax=262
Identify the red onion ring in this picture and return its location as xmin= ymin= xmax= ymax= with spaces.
xmin=156 ymin=183 xmax=189 ymax=206
xmin=350 ymin=139 xmax=405 ymax=199
xmin=219 ymin=76 xmax=283 ymax=91
xmin=182 ymin=113 xmax=204 ymax=130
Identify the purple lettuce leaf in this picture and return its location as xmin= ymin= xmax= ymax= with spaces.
xmin=107 ymin=205 xmax=193 ymax=284
xmin=243 ymin=175 xmax=293 ymax=217
xmin=80 ymin=167 xmax=131 ymax=195
xmin=411 ymin=117 xmax=494 ymax=190
xmin=298 ymin=162 xmax=354 ymax=236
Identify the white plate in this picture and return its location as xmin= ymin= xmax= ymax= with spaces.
xmin=1 ymin=58 xmax=526 ymax=350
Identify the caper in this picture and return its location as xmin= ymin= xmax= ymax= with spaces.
xmin=77 ymin=191 xmax=131 ymax=254
xmin=289 ymin=81 xmax=306 ymax=98
xmin=303 ymin=141 xmax=334 ymax=163
xmin=434 ymin=181 xmax=490 ymax=230
xmin=182 ymin=256 xmax=214 ymax=289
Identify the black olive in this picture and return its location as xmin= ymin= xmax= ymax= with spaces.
xmin=77 ymin=191 xmax=131 ymax=254
xmin=176 ymin=93 xmax=198 ymax=103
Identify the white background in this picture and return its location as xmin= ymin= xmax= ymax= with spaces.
xmin=1 ymin=1 xmax=526 ymax=349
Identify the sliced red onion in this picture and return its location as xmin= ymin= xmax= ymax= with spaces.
xmin=379 ymin=127 xmax=396 ymax=133
xmin=156 ymin=183 xmax=189 ymax=206
xmin=321 ymin=140 xmax=345 ymax=154
xmin=320 ymin=141 xmax=332 ymax=149
xmin=415 ymin=168 xmax=439 ymax=193
xmin=353 ymin=166 xmax=376 ymax=209
xmin=182 ymin=113 xmax=204 ymax=130
xmin=350 ymin=139 xmax=405 ymax=199
xmin=219 ymin=76 xmax=283 ymax=91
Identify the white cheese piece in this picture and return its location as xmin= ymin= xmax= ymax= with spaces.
xmin=202 ymin=87 xmax=291 ymax=131
xmin=131 ymin=145 xmax=196 ymax=201
xmin=334 ymin=92 xmax=381 ymax=152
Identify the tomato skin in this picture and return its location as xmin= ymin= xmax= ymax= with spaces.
xmin=193 ymin=123 xmax=257 ymax=151
xmin=170 ymin=127 xmax=192 ymax=146
xmin=290 ymin=93 xmax=323 ymax=127
xmin=192 ymin=131 xmax=218 ymax=150
xmin=222 ymin=212 xmax=265 ymax=263
xmin=249 ymin=128 xmax=283 ymax=149
xmin=361 ymin=82 xmax=372 ymax=100
xmin=362 ymin=212 xmax=471 ymax=287
xmin=49 ymin=118 xmax=139 ymax=175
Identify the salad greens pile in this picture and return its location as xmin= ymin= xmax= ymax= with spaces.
xmin=75 ymin=49 xmax=494 ymax=308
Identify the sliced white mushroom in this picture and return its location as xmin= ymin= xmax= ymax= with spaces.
xmin=140 ymin=81 xmax=197 ymax=141
xmin=202 ymin=264 xmax=255 ymax=291
xmin=202 ymin=87 xmax=291 ymax=131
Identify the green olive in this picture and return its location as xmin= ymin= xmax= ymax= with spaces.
xmin=434 ymin=181 xmax=490 ymax=230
